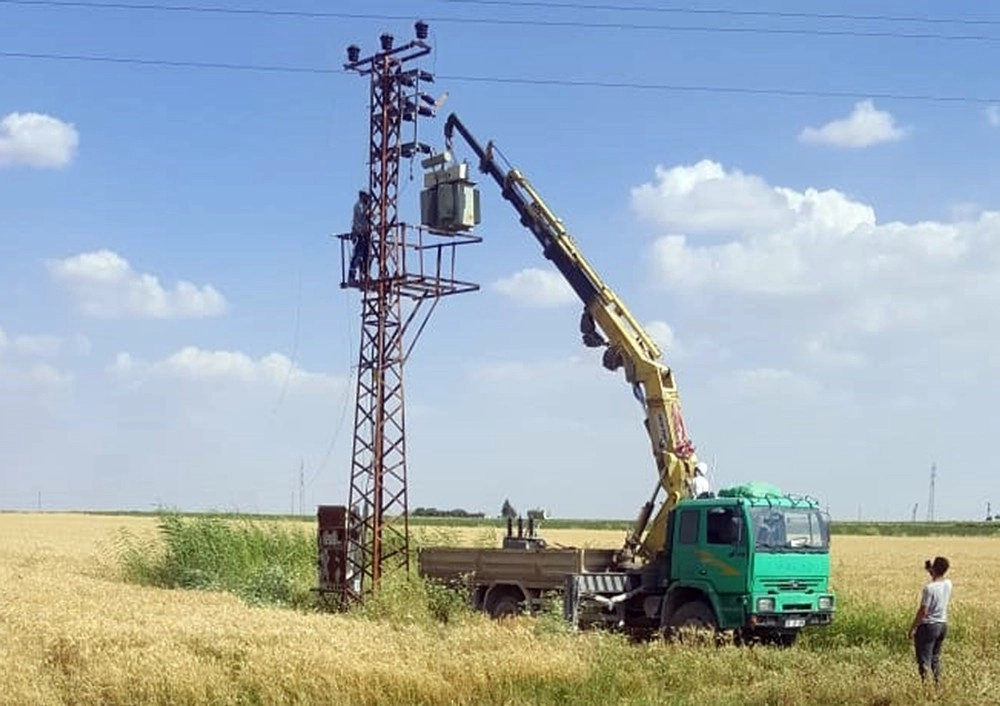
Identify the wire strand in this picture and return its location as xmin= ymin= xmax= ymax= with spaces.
xmin=3 ymin=0 xmax=1000 ymax=42
xmin=0 ymin=49 xmax=335 ymax=73
xmin=3 ymin=50 xmax=998 ymax=105
xmin=437 ymin=0 xmax=1000 ymax=28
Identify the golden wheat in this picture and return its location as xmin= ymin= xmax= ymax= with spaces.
xmin=1 ymin=513 xmax=997 ymax=706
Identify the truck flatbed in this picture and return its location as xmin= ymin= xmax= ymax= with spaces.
xmin=417 ymin=544 xmax=619 ymax=617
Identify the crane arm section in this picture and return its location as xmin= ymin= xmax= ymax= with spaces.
xmin=442 ymin=114 xmax=700 ymax=563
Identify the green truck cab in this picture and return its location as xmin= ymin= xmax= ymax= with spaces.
xmin=565 ymin=483 xmax=835 ymax=645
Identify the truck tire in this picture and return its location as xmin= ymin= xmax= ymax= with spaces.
xmin=485 ymin=588 xmax=522 ymax=619
xmin=664 ymin=600 xmax=717 ymax=643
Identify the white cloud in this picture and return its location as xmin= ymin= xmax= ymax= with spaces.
xmin=492 ymin=267 xmax=576 ymax=307
xmin=630 ymin=159 xmax=873 ymax=238
xmin=633 ymin=160 xmax=1000 ymax=341
xmin=110 ymin=346 xmax=342 ymax=392
xmin=0 ymin=112 xmax=79 ymax=168
xmin=47 ymin=250 xmax=227 ymax=319
xmin=712 ymin=367 xmax=822 ymax=399
xmin=650 ymin=234 xmax=809 ymax=294
xmin=475 ymin=355 xmax=591 ymax=385
xmin=0 ymin=331 xmax=89 ymax=359
xmin=0 ymin=337 xmax=352 ymax=512
xmin=26 ymin=363 xmax=74 ymax=387
xmin=987 ymin=105 xmax=1000 ymax=127
xmin=631 ymin=160 xmax=799 ymax=235
xmin=0 ymin=327 xmax=75 ymax=386
xmin=0 ymin=355 xmax=73 ymax=391
xmin=11 ymin=334 xmax=63 ymax=358
xmin=645 ymin=319 xmax=684 ymax=358
xmin=798 ymin=100 xmax=909 ymax=148
xmin=476 ymin=321 xmax=684 ymax=387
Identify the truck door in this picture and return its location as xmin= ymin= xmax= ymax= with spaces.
xmin=669 ymin=507 xmax=701 ymax=582
xmin=671 ymin=505 xmax=748 ymax=628
xmin=699 ymin=506 xmax=749 ymax=626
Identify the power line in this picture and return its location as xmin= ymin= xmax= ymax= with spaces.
xmin=3 ymin=50 xmax=998 ymax=105
xmin=439 ymin=0 xmax=1000 ymax=28
xmin=3 ymin=0 xmax=1000 ymax=42
xmin=439 ymin=73 xmax=1000 ymax=104
xmin=0 ymin=49 xmax=331 ymax=73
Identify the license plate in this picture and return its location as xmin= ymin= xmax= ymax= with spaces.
xmin=784 ymin=618 xmax=806 ymax=628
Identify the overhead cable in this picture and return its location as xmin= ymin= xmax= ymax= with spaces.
xmin=438 ymin=0 xmax=1000 ymax=28
xmin=2 ymin=0 xmax=1000 ymax=42
xmin=2 ymin=50 xmax=998 ymax=104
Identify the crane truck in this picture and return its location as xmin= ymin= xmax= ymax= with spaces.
xmin=416 ymin=114 xmax=835 ymax=645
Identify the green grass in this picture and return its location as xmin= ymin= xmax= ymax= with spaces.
xmin=113 ymin=513 xmax=319 ymax=609
xmin=112 ymin=511 xmax=475 ymax=619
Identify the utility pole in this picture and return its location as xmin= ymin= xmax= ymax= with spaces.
xmin=911 ymin=503 xmax=918 ymax=522
xmin=318 ymin=21 xmax=481 ymax=610
xmin=926 ymin=462 xmax=936 ymax=522
xmin=296 ymin=460 xmax=303 ymax=516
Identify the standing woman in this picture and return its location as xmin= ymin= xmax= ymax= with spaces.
xmin=908 ymin=556 xmax=952 ymax=684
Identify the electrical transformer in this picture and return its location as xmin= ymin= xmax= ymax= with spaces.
xmin=420 ymin=158 xmax=481 ymax=233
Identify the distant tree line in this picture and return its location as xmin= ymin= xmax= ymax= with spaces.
xmin=411 ymin=507 xmax=486 ymax=518
xmin=408 ymin=500 xmax=546 ymax=520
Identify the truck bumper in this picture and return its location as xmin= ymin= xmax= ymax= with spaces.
xmin=749 ymin=611 xmax=833 ymax=629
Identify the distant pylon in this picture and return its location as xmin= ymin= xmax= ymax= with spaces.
xmin=299 ymin=459 xmax=305 ymax=516
xmin=926 ymin=462 xmax=936 ymax=522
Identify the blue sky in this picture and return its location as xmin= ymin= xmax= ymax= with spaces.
xmin=1 ymin=0 xmax=999 ymax=521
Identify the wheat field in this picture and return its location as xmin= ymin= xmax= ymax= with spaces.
xmin=1 ymin=513 xmax=998 ymax=706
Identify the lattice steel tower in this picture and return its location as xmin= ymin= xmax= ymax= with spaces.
xmin=327 ymin=22 xmax=480 ymax=608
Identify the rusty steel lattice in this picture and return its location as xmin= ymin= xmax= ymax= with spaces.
xmin=330 ymin=23 xmax=480 ymax=608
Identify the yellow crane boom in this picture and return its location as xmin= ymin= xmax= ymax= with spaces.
xmin=439 ymin=114 xmax=702 ymax=563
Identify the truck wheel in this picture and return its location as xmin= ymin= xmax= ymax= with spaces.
xmin=486 ymin=590 xmax=522 ymax=619
xmin=665 ymin=601 xmax=717 ymax=644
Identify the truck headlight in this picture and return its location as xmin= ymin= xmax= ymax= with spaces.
xmin=756 ymin=597 xmax=775 ymax=612
xmin=818 ymin=596 xmax=833 ymax=611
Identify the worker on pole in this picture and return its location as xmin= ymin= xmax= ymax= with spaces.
xmin=348 ymin=190 xmax=372 ymax=285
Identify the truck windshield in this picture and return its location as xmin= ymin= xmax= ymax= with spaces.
xmin=749 ymin=507 xmax=829 ymax=552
